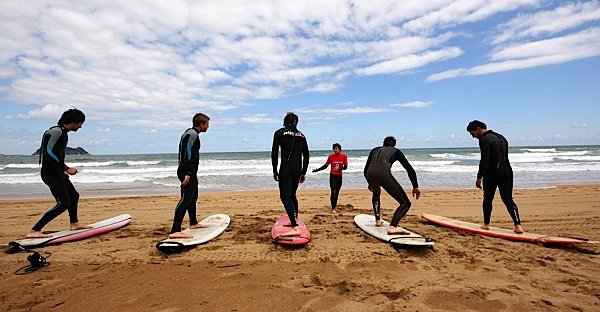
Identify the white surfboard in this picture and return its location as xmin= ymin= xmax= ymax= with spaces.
xmin=8 ymin=214 xmax=132 ymax=250
xmin=354 ymin=214 xmax=434 ymax=246
xmin=156 ymin=214 xmax=230 ymax=253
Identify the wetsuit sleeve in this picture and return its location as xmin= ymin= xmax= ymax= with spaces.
xmin=314 ymin=154 xmax=332 ymax=172
xmin=301 ymin=139 xmax=309 ymax=175
xmin=477 ymin=137 xmax=490 ymax=178
xmin=314 ymin=163 xmax=328 ymax=172
xmin=363 ymin=149 xmax=374 ymax=182
xmin=188 ymin=134 xmax=200 ymax=176
xmin=396 ymin=149 xmax=419 ymax=188
xmin=180 ymin=131 xmax=200 ymax=176
xmin=271 ymin=131 xmax=280 ymax=174
xmin=341 ymin=154 xmax=348 ymax=170
xmin=44 ymin=128 xmax=69 ymax=171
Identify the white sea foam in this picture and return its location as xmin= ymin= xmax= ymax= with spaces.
xmin=1 ymin=146 xmax=599 ymax=197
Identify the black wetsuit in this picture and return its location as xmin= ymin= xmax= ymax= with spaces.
xmin=477 ymin=130 xmax=521 ymax=225
xmin=32 ymin=126 xmax=80 ymax=231
xmin=271 ymin=126 xmax=309 ymax=227
xmin=171 ymin=128 xmax=201 ymax=233
xmin=363 ymin=146 xmax=418 ymax=227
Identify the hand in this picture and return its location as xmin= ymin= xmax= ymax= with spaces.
xmin=312 ymin=169 xmax=317 ymax=173
xmin=476 ymin=178 xmax=482 ymax=189
xmin=368 ymin=184 xmax=373 ymax=192
xmin=66 ymin=167 xmax=78 ymax=175
xmin=180 ymin=175 xmax=190 ymax=187
xmin=299 ymin=175 xmax=305 ymax=183
xmin=412 ymin=188 xmax=421 ymax=200
xmin=273 ymin=173 xmax=279 ymax=181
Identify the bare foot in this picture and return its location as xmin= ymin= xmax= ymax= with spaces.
xmin=70 ymin=222 xmax=93 ymax=230
xmin=189 ymin=223 xmax=208 ymax=229
xmin=280 ymin=227 xmax=301 ymax=237
xmin=26 ymin=231 xmax=51 ymax=238
xmin=387 ymin=227 xmax=410 ymax=235
xmin=375 ymin=220 xmax=383 ymax=227
xmin=481 ymin=224 xmax=490 ymax=230
xmin=514 ymin=224 xmax=524 ymax=234
xmin=169 ymin=232 xmax=193 ymax=239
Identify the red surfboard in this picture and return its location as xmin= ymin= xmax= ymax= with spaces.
xmin=271 ymin=215 xmax=311 ymax=245
xmin=420 ymin=213 xmax=597 ymax=245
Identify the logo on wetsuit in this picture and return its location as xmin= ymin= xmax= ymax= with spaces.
xmin=282 ymin=130 xmax=305 ymax=138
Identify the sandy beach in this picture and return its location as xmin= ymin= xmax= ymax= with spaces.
xmin=1 ymin=184 xmax=599 ymax=311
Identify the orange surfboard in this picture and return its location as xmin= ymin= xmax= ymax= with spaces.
xmin=420 ymin=213 xmax=597 ymax=245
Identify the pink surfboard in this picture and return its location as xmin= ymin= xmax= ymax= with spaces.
xmin=420 ymin=213 xmax=597 ymax=245
xmin=8 ymin=214 xmax=132 ymax=250
xmin=271 ymin=215 xmax=311 ymax=245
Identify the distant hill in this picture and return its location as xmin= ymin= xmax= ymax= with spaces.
xmin=32 ymin=147 xmax=90 ymax=156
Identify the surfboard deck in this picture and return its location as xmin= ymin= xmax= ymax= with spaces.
xmin=271 ymin=215 xmax=311 ymax=245
xmin=156 ymin=214 xmax=230 ymax=253
xmin=420 ymin=213 xmax=598 ymax=245
xmin=354 ymin=214 xmax=434 ymax=246
xmin=8 ymin=214 xmax=132 ymax=250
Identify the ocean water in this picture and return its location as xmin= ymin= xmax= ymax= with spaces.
xmin=1 ymin=146 xmax=599 ymax=199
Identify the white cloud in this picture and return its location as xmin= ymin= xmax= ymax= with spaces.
xmin=391 ymin=101 xmax=434 ymax=108
xmin=240 ymin=114 xmax=280 ymax=124
xmin=0 ymin=0 xmax=597 ymax=138
xmin=493 ymin=1 xmax=600 ymax=44
xmin=427 ymin=27 xmax=600 ymax=81
xmin=298 ymin=106 xmax=392 ymax=116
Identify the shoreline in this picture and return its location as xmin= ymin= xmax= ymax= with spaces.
xmin=1 ymin=184 xmax=599 ymax=311
xmin=8 ymin=182 xmax=599 ymax=202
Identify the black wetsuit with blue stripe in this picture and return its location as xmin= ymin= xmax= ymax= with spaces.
xmin=32 ymin=126 xmax=80 ymax=231
xmin=170 ymin=127 xmax=201 ymax=233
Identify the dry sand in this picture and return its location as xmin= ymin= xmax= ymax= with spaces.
xmin=1 ymin=184 xmax=599 ymax=311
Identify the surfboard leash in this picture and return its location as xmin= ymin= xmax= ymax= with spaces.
xmin=13 ymin=246 xmax=52 ymax=275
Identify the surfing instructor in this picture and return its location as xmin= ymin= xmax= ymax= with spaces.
xmin=467 ymin=120 xmax=523 ymax=234
xmin=27 ymin=108 xmax=91 ymax=238
xmin=168 ymin=113 xmax=210 ymax=239
xmin=271 ymin=112 xmax=310 ymax=237
xmin=312 ymin=143 xmax=348 ymax=212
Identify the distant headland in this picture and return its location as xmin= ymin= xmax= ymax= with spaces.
xmin=32 ymin=147 xmax=90 ymax=155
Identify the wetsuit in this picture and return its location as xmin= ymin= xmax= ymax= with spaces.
xmin=314 ymin=152 xmax=348 ymax=208
xmin=477 ymin=130 xmax=521 ymax=225
xmin=32 ymin=126 xmax=80 ymax=231
xmin=271 ymin=126 xmax=309 ymax=227
xmin=171 ymin=128 xmax=201 ymax=233
xmin=363 ymin=146 xmax=418 ymax=227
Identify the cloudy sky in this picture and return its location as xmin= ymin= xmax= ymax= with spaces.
xmin=1 ymin=0 xmax=599 ymax=155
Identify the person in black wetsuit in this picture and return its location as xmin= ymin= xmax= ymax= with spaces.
xmin=467 ymin=120 xmax=523 ymax=234
xmin=363 ymin=136 xmax=420 ymax=235
xmin=27 ymin=108 xmax=90 ymax=238
xmin=271 ymin=112 xmax=309 ymax=237
xmin=169 ymin=113 xmax=210 ymax=239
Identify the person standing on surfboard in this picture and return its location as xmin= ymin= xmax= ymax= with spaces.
xmin=312 ymin=143 xmax=348 ymax=212
xmin=26 ymin=108 xmax=91 ymax=238
xmin=364 ymin=136 xmax=420 ymax=235
xmin=271 ymin=112 xmax=310 ymax=237
xmin=168 ymin=113 xmax=210 ymax=239
xmin=467 ymin=120 xmax=524 ymax=234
